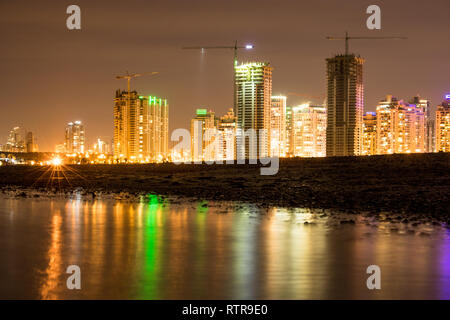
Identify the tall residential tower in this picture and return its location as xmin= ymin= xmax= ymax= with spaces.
xmin=65 ymin=121 xmax=85 ymax=154
xmin=235 ymin=62 xmax=272 ymax=159
xmin=269 ymin=96 xmax=287 ymax=157
xmin=436 ymin=97 xmax=450 ymax=152
xmin=291 ymin=103 xmax=327 ymax=157
xmin=326 ymin=55 xmax=364 ymax=156
xmin=410 ymin=96 xmax=433 ymax=152
xmin=114 ymin=90 xmax=168 ymax=162
xmin=362 ymin=112 xmax=377 ymax=156
xmin=190 ymin=108 xmax=217 ymax=162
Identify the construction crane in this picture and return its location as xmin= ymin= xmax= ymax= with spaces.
xmin=326 ymin=31 xmax=407 ymax=56
xmin=182 ymin=40 xmax=254 ymax=67
xmin=114 ymin=71 xmax=158 ymax=159
xmin=182 ymin=41 xmax=254 ymax=112
xmin=115 ymin=71 xmax=159 ymax=95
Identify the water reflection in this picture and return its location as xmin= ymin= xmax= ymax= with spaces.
xmin=0 ymin=195 xmax=449 ymax=299
xmin=39 ymin=210 xmax=62 ymax=299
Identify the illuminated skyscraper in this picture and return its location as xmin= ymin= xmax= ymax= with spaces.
xmin=26 ymin=131 xmax=38 ymax=153
xmin=114 ymin=90 xmax=139 ymax=160
xmin=269 ymin=96 xmax=287 ymax=157
xmin=376 ymin=95 xmax=425 ymax=154
xmin=285 ymin=106 xmax=293 ymax=157
xmin=218 ymin=108 xmax=236 ymax=161
xmin=362 ymin=112 xmax=377 ymax=155
xmin=5 ymin=127 xmax=24 ymax=152
xmin=326 ymin=55 xmax=364 ymax=156
xmin=410 ymin=96 xmax=433 ymax=152
xmin=435 ymin=97 xmax=450 ymax=152
xmin=141 ymin=95 xmax=169 ymax=161
xmin=291 ymin=103 xmax=326 ymax=157
xmin=65 ymin=121 xmax=85 ymax=154
xmin=114 ymin=90 xmax=169 ymax=161
xmin=190 ymin=109 xmax=218 ymax=162
xmin=235 ymin=62 xmax=272 ymax=159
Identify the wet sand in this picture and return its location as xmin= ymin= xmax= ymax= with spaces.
xmin=0 ymin=153 xmax=449 ymax=220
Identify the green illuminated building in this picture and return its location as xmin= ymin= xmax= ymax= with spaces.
xmin=190 ymin=108 xmax=218 ymax=162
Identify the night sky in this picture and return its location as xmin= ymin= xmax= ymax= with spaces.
xmin=1 ymin=0 xmax=449 ymax=151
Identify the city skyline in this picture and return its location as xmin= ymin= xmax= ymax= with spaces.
xmin=1 ymin=0 xmax=449 ymax=151
xmin=1 ymin=63 xmax=449 ymax=161
xmin=2 ymin=78 xmax=449 ymax=160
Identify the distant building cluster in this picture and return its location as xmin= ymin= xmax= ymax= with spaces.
xmin=181 ymin=57 xmax=450 ymax=162
xmin=0 ymin=127 xmax=38 ymax=153
xmin=185 ymin=62 xmax=328 ymax=162
xmin=361 ymin=95 xmax=450 ymax=155
xmin=54 ymin=120 xmax=112 ymax=164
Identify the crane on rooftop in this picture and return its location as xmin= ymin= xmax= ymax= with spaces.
xmin=115 ymin=71 xmax=159 ymax=123
xmin=115 ymin=71 xmax=159 ymax=96
xmin=326 ymin=31 xmax=407 ymax=56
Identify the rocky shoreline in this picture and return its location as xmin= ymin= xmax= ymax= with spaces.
xmin=0 ymin=153 xmax=449 ymax=222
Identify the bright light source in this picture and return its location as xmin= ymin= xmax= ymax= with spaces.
xmin=51 ymin=157 xmax=62 ymax=166
xmin=245 ymin=44 xmax=253 ymax=49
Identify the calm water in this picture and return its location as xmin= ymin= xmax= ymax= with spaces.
xmin=0 ymin=195 xmax=449 ymax=300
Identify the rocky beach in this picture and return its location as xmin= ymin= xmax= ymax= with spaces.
xmin=1 ymin=153 xmax=449 ymax=221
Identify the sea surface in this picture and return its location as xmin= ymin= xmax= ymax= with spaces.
xmin=0 ymin=194 xmax=449 ymax=299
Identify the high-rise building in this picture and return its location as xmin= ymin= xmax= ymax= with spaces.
xmin=362 ymin=112 xmax=377 ymax=155
xmin=114 ymin=90 xmax=140 ymax=159
xmin=5 ymin=127 xmax=25 ymax=152
xmin=190 ymin=108 xmax=218 ymax=162
xmin=376 ymin=95 xmax=425 ymax=154
xmin=141 ymin=96 xmax=169 ymax=161
xmin=25 ymin=131 xmax=38 ymax=152
xmin=410 ymin=96 xmax=433 ymax=152
xmin=269 ymin=96 xmax=287 ymax=157
xmin=217 ymin=108 xmax=236 ymax=161
xmin=285 ymin=106 xmax=293 ymax=157
xmin=114 ymin=90 xmax=169 ymax=161
xmin=235 ymin=62 xmax=272 ymax=159
xmin=326 ymin=55 xmax=364 ymax=156
xmin=291 ymin=103 xmax=327 ymax=157
xmin=435 ymin=97 xmax=450 ymax=152
xmin=65 ymin=121 xmax=85 ymax=154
